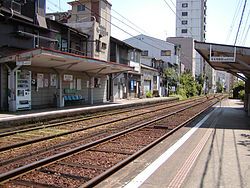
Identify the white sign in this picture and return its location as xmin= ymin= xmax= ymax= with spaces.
xmin=37 ymin=73 xmax=44 ymax=88
xmin=64 ymin=74 xmax=73 ymax=81
xmin=209 ymin=44 xmax=236 ymax=62
xmin=210 ymin=56 xmax=235 ymax=62
xmin=16 ymin=61 xmax=31 ymax=66
xmin=50 ymin=74 xmax=57 ymax=87
xmin=77 ymin=78 xmax=82 ymax=90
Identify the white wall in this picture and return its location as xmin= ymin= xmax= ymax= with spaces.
xmin=125 ymin=34 xmax=177 ymax=67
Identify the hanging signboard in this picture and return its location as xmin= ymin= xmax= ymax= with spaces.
xmin=209 ymin=45 xmax=236 ymax=62
xmin=64 ymin=74 xmax=73 ymax=81
xmin=16 ymin=60 xmax=31 ymax=66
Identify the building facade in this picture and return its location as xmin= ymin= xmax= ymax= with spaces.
xmin=167 ymin=37 xmax=195 ymax=76
xmin=125 ymin=34 xmax=180 ymax=97
xmin=109 ymin=37 xmax=142 ymax=100
xmin=0 ymin=0 xmax=132 ymax=112
xmin=176 ymin=0 xmax=207 ymax=76
xmin=65 ymin=0 xmax=111 ymax=61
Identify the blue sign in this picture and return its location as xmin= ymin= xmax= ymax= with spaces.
xmin=130 ymin=80 xmax=134 ymax=91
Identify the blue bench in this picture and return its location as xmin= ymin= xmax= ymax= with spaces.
xmin=64 ymin=95 xmax=85 ymax=105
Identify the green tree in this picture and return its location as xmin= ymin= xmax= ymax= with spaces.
xmin=232 ymin=80 xmax=245 ymax=99
xmin=216 ymin=81 xmax=223 ymax=93
xmin=164 ymin=67 xmax=179 ymax=95
xmin=196 ymin=75 xmax=204 ymax=95
xmin=179 ymin=71 xmax=198 ymax=98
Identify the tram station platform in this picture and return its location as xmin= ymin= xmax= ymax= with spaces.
xmin=96 ymin=99 xmax=250 ymax=188
xmin=0 ymin=97 xmax=177 ymax=128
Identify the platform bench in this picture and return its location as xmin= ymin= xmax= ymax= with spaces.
xmin=64 ymin=95 xmax=85 ymax=105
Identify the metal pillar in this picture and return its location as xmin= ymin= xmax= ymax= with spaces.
xmin=245 ymin=79 xmax=250 ymax=116
xmin=110 ymin=74 xmax=114 ymax=102
xmin=54 ymin=72 xmax=64 ymax=108
xmin=88 ymin=77 xmax=94 ymax=105
xmin=8 ymin=70 xmax=16 ymax=112
xmin=248 ymin=94 xmax=250 ymax=116
xmin=58 ymin=73 xmax=64 ymax=108
xmin=6 ymin=65 xmax=21 ymax=112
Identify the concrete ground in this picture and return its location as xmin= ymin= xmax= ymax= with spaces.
xmin=95 ymin=99 xmax=250 ymax=188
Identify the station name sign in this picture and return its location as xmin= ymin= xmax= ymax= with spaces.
xmin=209 ymin=45 xmax=236 ymax=63
xmin=16 ymin=60 xmax=31 ymax=66
xmin=210 ymin=56 xmax=235 ymax=62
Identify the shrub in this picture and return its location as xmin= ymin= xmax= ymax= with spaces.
xmin=146 ymin=91 xmax=152 ymax=98
xmin=177 ymin=87 xmax=187 ymax=100
xmin=239 ymin=90 xmax=245 ymax=101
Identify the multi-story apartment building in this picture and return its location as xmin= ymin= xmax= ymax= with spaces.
xmin=176 ymin=0 xmax=207 ymax=77
xmin=167 ymin=37 xmax=195 ymax=76
xmin=125 ymin=34 xmax=180 ymax=68
xmin=125 ymin=34 xmax=181 ymax=97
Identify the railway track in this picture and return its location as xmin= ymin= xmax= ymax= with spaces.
xmin=0 ymin=98 xmax=178 ymax=135
xmin=0 ymin=96 xmax=207 ymax=175
xmin=0 ymin=96 xmax=205 ymax=152
xmin=0 ymin=95 xmax=224 ymax=187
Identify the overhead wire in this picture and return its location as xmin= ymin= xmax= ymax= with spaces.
xmin=111 ymin=9 xmax=151 ymax=35
xmin=162 ymin=0 xmax=195 ymax=39
xmin=47 ymin=0 xmax=68 ymax=12
xmin=225 ymin=0 xmax=244 ymax=42
xmin=242 ymin=24 xmax=250 ymax=45
xmin=169 ymin=0 xmax=176 ymax=8
xmin=73 ymin=1 xmax=167 ymax=51
xmin=49 ymin=1 xmax=191 ymax=65
xmin=234 ymin=0 xmax=248 ymax=45
xmin=239 ymin=9 xmax=250 ymax=45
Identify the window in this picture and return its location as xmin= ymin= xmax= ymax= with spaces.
xmin=182 ymin=12 xmax=188 ymax=16
xmin=61 ymin=39 xmax=68 ymax=52
xmin=181 ymin=29 xmax=188 ymax=33
xmin=182 ymin=20 xmax=188 ymax=25
xmin=141 ymin=50 xmax=148 ymax=56
xmin=77 ymin=4 xmax=85 ymax=11
xmin=161 ymin=50 xmax=171 ymax=56
xmin=96 ymin=40 xmax=101 ymax=52
xmin=101 ymin=42 xmax=107 ymax=50
xmin=182 ymin=3 xmax=188 ymax=8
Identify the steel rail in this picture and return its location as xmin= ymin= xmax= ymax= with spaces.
xmin=0 ymin=99 xmax=179 ymax=137
xmin=0 ymin=97 xmax=206 ymax=152
xmin=81 ymin=98 xmax=222 ymax=188
xmin=0 ymin=97 xmax=219 ymax=184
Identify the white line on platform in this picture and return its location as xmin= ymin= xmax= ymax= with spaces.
xmin=123 ymin=106 xmax=219 ymax=188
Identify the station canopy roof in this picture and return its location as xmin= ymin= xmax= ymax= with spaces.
xmin=195 ymin=41 xmax=250 ymax=81
xmin=0 ymin=48 xmax=133 ymax=74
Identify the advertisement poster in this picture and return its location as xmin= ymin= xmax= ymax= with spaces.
xmin=37 ymin=73 xmax=44 ymax=88
xmin=44 ymin=78 xmax=49 ymax=87
xmin=50 ymin=74 xmax=57 ymax=87
xmin=77 ymin=78 xmax=82 ymax=90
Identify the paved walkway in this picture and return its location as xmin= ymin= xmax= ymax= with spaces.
xmin=96 ymin=99 xmax=250 ymax=188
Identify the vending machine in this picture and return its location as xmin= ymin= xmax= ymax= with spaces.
xmin=16 ymin=70 xmax=31 ymax=110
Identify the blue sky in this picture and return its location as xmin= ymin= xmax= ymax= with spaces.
xmin=46 ymin=0 xmax=250 ymax=47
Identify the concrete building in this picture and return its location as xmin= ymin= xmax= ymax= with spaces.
xmin=109 ymin=37 xmax=142 ymax=100
xmin=125 ymin=34 xmax=181 ymax=97
xmin=176 ymin=0 xmax=207 ymax=76
xmin=167 ymin=37 xmax=195 ymax=76
xmin=125 ymin=34 xmax=179 ymax=68
xmin=47 ymin=0 xmax=111 ymax=61
xmin=0 ymin=0 xmax=132 ymax=112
